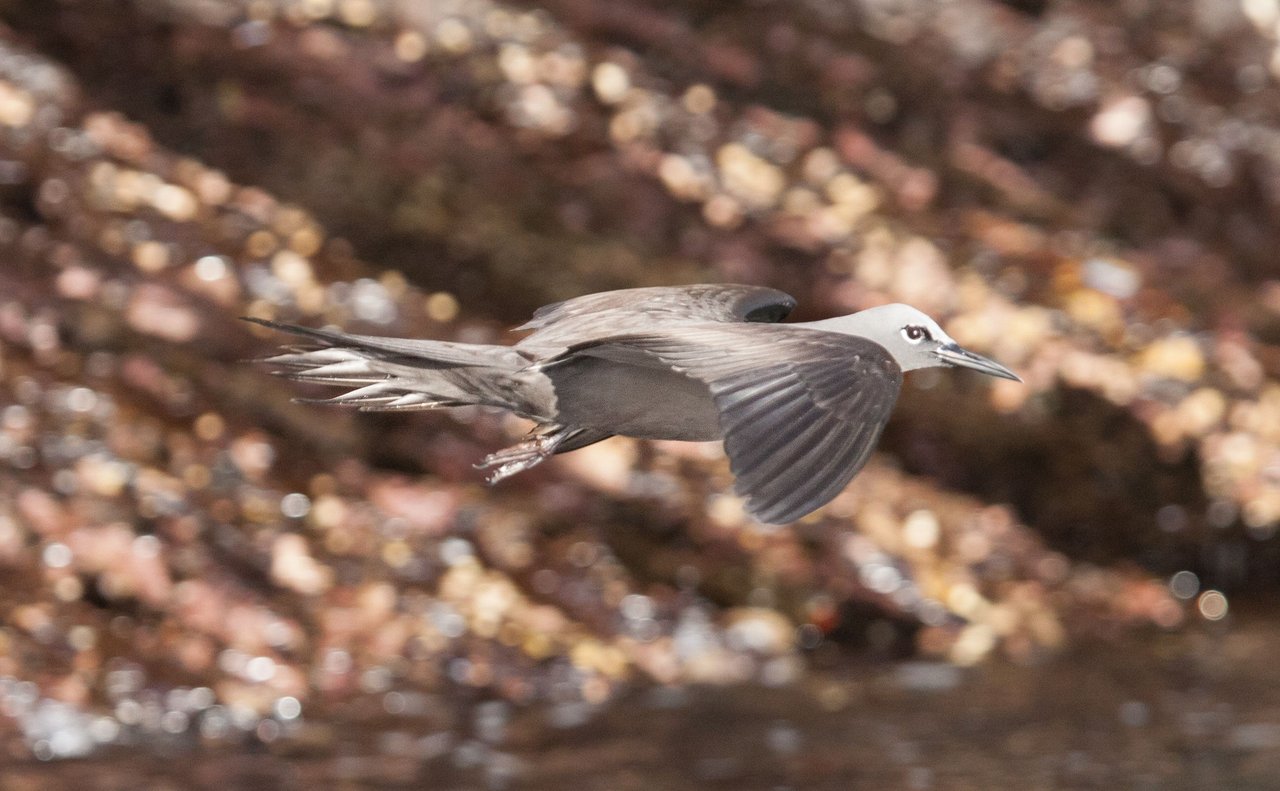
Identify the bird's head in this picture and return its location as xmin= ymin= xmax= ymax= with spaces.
xmin=845 ymin=303 xmax=1021 ymax=381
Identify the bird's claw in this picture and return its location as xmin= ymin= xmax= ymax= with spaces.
xmin=475 ymin=433 xmax=559 ymax=483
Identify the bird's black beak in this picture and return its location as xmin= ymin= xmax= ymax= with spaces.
xmin=933 ymin=343 xmax=1022 ymax=382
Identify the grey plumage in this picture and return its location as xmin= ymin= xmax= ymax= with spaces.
xmin=513 ymin=283 xmax=796 ymax=356
xmin=563 ymin=325 xmax=902 ymax=523
xmin=249 ymin=283 xmax=1018 ymax=524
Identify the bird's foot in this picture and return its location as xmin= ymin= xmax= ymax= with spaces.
xmin=475 ymin=433 xmax=559 ymax=483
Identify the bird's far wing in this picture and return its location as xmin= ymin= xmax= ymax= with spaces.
xmin=515 ymin=284 xmax=796 ymax=357
xmin=573 ymin=324 xmax=903 ymax=524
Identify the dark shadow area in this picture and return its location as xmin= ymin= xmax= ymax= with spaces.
xmin=883 ymin=383 xmax=1253 ymax=585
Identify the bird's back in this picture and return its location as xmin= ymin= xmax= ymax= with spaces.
xmin=515 ymin=283 xmax=795 ymax=358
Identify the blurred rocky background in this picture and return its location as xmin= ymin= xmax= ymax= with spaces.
xmin=0 ymin=0 xmax=1278 ymax=788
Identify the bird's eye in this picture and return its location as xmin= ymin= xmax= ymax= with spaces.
xmin=902 ymin=325 xmax=932 ymax=344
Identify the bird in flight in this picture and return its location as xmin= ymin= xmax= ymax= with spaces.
xmin=249 ymin=284 xmax=1019 ymax=524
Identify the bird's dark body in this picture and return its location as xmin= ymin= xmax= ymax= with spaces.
xmin=540 ymin=351 xmax=723 ymax=441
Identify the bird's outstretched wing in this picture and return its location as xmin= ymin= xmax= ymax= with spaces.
xmin=567 ymin=324 xmax=903 ymax=524
xmin=515 ymin=284 xmax=796 ymax=357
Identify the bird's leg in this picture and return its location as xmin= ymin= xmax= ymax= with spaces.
xmin=475 ymin=425 xmax=568 ymax=483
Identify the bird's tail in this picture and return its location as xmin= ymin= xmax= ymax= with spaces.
xmin=246 ymin=318 xmax=545 ymax=415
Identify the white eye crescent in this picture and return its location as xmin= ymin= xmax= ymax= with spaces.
xmin=901 ymin=325 xmax=932 ymax=344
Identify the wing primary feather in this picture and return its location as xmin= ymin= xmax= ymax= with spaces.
xmin=729 ymin=405 xmax=835 ymax=497
xmin=722 ymin=385 xmax=818 ymax=467
xmin=735 ymin=415 xmax=834 ymax=499
xmin=761 ymin=432 xmax=863 ymax=523
xmin=765 ymin=423 xmax=851 ymax=497
xmin=770 ymin=399 xmax=893 ymax=522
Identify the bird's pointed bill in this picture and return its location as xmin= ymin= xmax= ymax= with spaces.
xmin=933 ymin=343 xmax=1021 ymax=381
